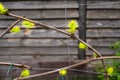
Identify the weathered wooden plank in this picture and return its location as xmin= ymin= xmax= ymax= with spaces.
xmin=87 ymin=38 xmax=119 ymax=47
xmin=0 ymin=9 xmax=78 ymax=19
xmin=0 ymin=38 xmax=118 ymax=47
xmin=87 ymin=1 xmax=120 ymax=9
xmin=0 ymin=47 xmax=77 ymax=55
xmin=0 ymin=19 xmax=120 ymax=29
xmin=1 ymin=10 xmax=120 ymax=19
xmin=3 ymin=30 xmax=69 ymax=38
xmin=0 ymin=51 xmax=115 ymax=62
xmin=0 ymin=47 xmax=115 ymax=56
xmin=86 ymin=47 xmax=115 ymax=56
xmin=0 ymin=55 xmax=78 ymax=62
xmin=0 ymin=29 xmax=119 ymax=38
xmin=2 ymin=1 xmax=78 ymax=9
xmin=0 ymin=55 xmax=34 ymax=62
xmin=87 ymin=29 xmax=120 ymax=38
xmin=87 ymin=19 xmax=120 ymax=29
xmin=2 ymin=1 xmax=120 ymax=10
xmin=0 ymin=39 xmax=77 ymax=47
xmin=87 ymin=10 xmax=120 ymax=19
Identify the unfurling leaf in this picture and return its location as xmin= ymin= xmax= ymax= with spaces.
xmin=59 ymin=69 xmax=67 ymax=76
xmin=93 ymin=52 xmax=98 ymax=58
xmin=67 ymin=20 xmax=78 ymax=34
xmin=10 ymin=26 xmax=21 ymax=33
xmin=22 ymin=20 xmax=35 ymax=29
xmin=107 ymin=66 xmax=114 ymax=76
xmin=79 ymin=42 xmax=88 ymax=49
xmin=20 ymin=69 xmax=30 ymax=78
xmin=0 ymin=3 xmax=8 ymax=15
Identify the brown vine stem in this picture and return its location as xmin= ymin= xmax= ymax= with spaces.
xmin=7 ymin=12 xmax=102 ymax=57
xmin=7 ymin=12 xmax=107 ymax=79
xmin=0 ymin=18 xmax=21 ymax=38
xmin=0 ymin=62 xmax=31 ymax=69
xmin=14 ymin=56 xmax=120 ymax=80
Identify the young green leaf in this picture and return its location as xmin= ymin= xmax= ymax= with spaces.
xmin=0 ymin=3 xmax=8 ymax=15
xmin=22 ymin=20 xmax=35 ymax=29
xmin=93 ymin=52 xmax=98 ymax=58
xmin=20 ymin=69 xmax=30 ymax=78
xmin=10 ymin=26 xmax=21 ymax=33
xmin=59 ymin=69 xmax=67 ymax=76
xmin=67 ymin=20 xmax=78 ymax=34
xmin=107 ymin=66 xmax=114 ymax=76
xmin=79 ymin=42 xmax=88 ymax=49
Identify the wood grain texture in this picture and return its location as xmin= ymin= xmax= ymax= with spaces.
xmin=0 ymin=0 xmax=119 ymax=66
xmin=1 ymin=10 xmax=120 ymax=19
xmin=0 ymin=19 xmax=120 ymax=29
xmin=1 ymin=0 xmax=120 ymax=79
xmin=0 ymin=29 xmax=119 ymax=38
xmin=0 ymin=38 xmax=119 ymax=47
xmin=0 ymin=47 xmax=115 ymax=55
xmin=2 ymin=0 xmax=120 ymax=10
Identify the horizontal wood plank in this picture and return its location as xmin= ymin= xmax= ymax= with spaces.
xmin=87 ymin=29 xmax=120 ymax=38
xmin=0 ymin=19 xmax=120 ymax=29
xmin=2 ymin=1 xmax=78 ymax=9
xmin=0 ymin=38 xmax=118 ymax=47
xmin=0 ymin=29 xmax=119 ymax=38
xmin=2 ymin=1 xmax=120 ymax=10
xmin=87 ymin=1 xmax=120 ymax=9
xmin=0 ymin=9 xmax=78 ymax=19
xmin=1 ymin=10 xmax=120 ymax=19
xmin=87 ymin=10 xmax=120 ymax=19
xmin=0 ymin=47 xmax=115 ymax=56
xmin=0 ymin=55 xmax=78 ymax=62
xmin=87 ymin=19 xmax=120 ymax=29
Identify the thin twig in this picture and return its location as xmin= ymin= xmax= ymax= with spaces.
xmin=0 ymin=62 xmax=31 ymax=69
xmin=0 ymin=19 xmax=21 ymax=38
xmin=14 ymin=56 xmax=120 ymax=80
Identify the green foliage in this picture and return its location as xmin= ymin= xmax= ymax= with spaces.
xmin=0 ymin=3 xmax=8 ymax=15
xmin=96 ymin=41 xmax=120 ymax=80
xmin=22 ymin=20 xmax=35 ymax=29
xmin=67 ymin=20 xmax=78 ymax=34
xmin=110 ymin=40 xmax=120 ymax=56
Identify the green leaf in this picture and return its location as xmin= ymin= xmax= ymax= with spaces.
xmin=0 ymin=3 xmax=8 ymax=15
xmin=22 ymin=20 xmax=35 ymax=29
xmin=10 ymin=26 xmax=21 ymax=33
xmin=20 ymin=69 xmax=30 ymax=78
xmin=67 ymin=20 xmax=78 ymax=34
xmin=78 ymin=42 xmax=88 ymax=50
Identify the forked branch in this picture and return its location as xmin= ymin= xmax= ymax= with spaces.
xmin=0 ymin=18 xmax=21 ymax=38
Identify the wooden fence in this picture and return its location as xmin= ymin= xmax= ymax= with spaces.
xmin=0 ymin=0 xmax=120 ymax=79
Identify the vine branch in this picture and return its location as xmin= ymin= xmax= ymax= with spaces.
xmin=14 ymin=56 xmax=120 ymax=80
xmin=6 ymin=12 xmax=107 ymax=79
xmin=7 ymin=12 xmax=102 ymax=56
xmin=0 ymin=62 xmax=31 ymax=69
